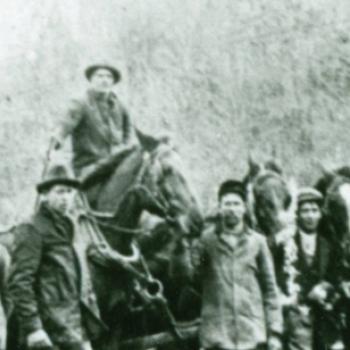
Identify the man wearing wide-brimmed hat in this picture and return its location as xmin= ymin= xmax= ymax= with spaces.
xmin=7 ymin=164 xmax=105 ymax=350
xmin=53 ymin=62 xmax=165 ymax=179
xmin=52 ymin=62 xmax=169 ymax=209
xmin=53 ymin=63 xmax=134 ymax=176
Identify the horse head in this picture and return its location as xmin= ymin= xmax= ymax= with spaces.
xmin=140 ymin=143 xmax=203 ymax=238
xmin=244 ymin=157 xmax=295 ymax=238
xmin=316 ymin=166 xmax=350 ymax=271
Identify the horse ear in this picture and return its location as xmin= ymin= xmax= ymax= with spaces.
xmin=247 ymin=154 xmax=260 ymax=178
xmin=265 ymin=159 xmax=283 ymax=175
xmin=314 ymin=162 xmax=336 ymax=194
xmin=317 ymin=162 xmax=335 ymax=178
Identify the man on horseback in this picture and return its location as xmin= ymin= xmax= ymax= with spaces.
xmin=52 ymin=62 xmax=167 ymax=184
xmin=7 ymin=164 xmax=106 ymax=350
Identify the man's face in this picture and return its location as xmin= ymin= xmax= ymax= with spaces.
xmin=219 ymin=193 xmax=246 ymax=228
xmin=297 ymin=201 xmax=322 ymax=233
xmin=44 ymin=185 xmax=76 ymax=214
xmin=90 ymin=68 xmax=114 ymax=92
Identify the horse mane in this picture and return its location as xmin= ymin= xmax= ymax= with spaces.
xmin=255 ymin=172 xmax=292 ymax=210
xmin=144 ymin=144 xmax=186 ymax=185
xmin=264 ymin=160 xmax=283 ymax=175
xmin=315 ymin=166 xmax=350 ymax=195
xmin=245 ymin=170 xmax=287 ymax=231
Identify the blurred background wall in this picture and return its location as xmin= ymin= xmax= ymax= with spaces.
xmin=1 ymin=0 xmax=350 ymax=222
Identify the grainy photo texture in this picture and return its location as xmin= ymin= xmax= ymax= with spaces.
xmin=1 ymin=1 xmax=350 ymax=350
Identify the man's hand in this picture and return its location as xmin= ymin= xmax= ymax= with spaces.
xmin=280 ymin=292 xmax=297 ymax=307
xmin=27 ymin=329 xmax=53 ymax=348
xmin=267 ymin=335 xmax=282 ymax=350
xmin=308 ymin=282 xmax=331 ymax=305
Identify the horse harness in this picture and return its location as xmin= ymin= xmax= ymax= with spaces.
xmin=74 ymin=146 xmax=188 ymax=347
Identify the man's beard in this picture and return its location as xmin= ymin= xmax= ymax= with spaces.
xmin=223 ymin=212 xmax=240 ymax=228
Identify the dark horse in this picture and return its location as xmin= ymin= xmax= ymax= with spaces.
xmin=243 ymin=157 xmax=295 ymax=243
xmin=315 ymin=166 xmax=350 ymax=350
xmin=75 ymin=143 xmax=203 ymax=349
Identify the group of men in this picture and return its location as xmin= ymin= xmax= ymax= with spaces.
xmin=7 ymin=62 xmax=135 ymax=350
xmin=2 ymin=62 xmax=340 ymax=350
xmin=172 ymin=180 xmax=336 ymax=350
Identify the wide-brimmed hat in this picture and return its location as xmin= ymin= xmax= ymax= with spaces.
xmin=218 ymin=180 xmax=246 ymax=201
xmin=297 ymin=187 xmax=323 ymax=207
xmin=37 ymin=164 xmax=80 ymax=193
xmin=85 ymin=63 xmax=121 ymax=84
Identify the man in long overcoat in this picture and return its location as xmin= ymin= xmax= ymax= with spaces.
xmin=7 ymin=164 xmax=106 ymax=350
xmin=171 ymin=180 xmax=283 ymax=350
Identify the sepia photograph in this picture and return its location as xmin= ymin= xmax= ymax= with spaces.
xmin=1 ymin=1 xmax=350 ymax=349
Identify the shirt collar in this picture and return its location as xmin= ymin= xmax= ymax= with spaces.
xmin=298 ymin=228 xmax=317 ymax=238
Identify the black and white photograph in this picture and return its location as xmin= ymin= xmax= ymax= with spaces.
xmin=1 ymin=1 xmax=350 ymax=350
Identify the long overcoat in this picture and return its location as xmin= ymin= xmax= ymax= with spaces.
xmin=7 ymin=204 xmax=106 ymax=347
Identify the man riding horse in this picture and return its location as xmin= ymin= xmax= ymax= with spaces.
xmin=47 ymin=62 xmax=203 ymax=349
xmin=52 ymin=62 xmax=168 ymax=208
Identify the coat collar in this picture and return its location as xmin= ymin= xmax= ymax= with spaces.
xmin=37 ymin=203 xmax=73 ymax=241
xmin=215 ymin=219 xmax=251 ymax=251
xmin=87 ymin=89 xmax=117 ymax=103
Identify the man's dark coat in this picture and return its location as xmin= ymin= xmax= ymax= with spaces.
xmin=275 ymin=227 xmax=339 ymax=350
xmin=58 ymin=90 xmax=133 ymax=175
xmin=8 ymin=204 xmax=105 ymax=346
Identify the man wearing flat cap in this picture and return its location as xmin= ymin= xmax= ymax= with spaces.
xmin=275 ymin=188 xmax=341 ymax=350
xmin=53 ymin=63 xmax=166 ymax=185
xmin=7 ymin=164 xmax=105 ymax=350
xmin=171 ymin=180 xmax=282 ymax=350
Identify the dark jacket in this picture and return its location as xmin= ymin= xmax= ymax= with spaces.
xmin=171 ymin=222 xmax=282 ymax=350
xmin=274 ymin=227 xmax=340 ymax=349
xmin=58 ymin=90 xmax=134 ymax=175
xmin=7 ymin=204 xmax=105 ymax=346
xmin=275 ymin=227 xmax=332 ymax=303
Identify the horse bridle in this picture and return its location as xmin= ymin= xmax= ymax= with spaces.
xmin=85 ymin=146 xmax=176 ymax=234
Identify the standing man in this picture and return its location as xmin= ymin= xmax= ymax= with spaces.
xmin=8 ymin=164 xmax=105 ymax=350
xmin=171 ymin=180 xmax=283 ymax=350
xmin=276 ymin=188 xmax=341 ymax=350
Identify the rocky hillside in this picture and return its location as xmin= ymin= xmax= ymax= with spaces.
xmin=1 ymin=0 xmax=350 ymax=223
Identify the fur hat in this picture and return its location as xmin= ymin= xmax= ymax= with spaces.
xmin=218 ymin=180 xmax=246 ymax=201
xmin=85 ymin=63 xmax=121 ymax=84
xmin=297 ymin=187 xmax=323 ymax=207
xmin=37 ymin=164 xmax=80 ymax=193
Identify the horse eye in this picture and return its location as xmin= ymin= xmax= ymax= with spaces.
xmin=163 ymin=167 xmax=173 ymax=176
xmin=264 ymin=201 xmax=274 ymax=210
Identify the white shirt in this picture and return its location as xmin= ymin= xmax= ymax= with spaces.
xmin=299 ymin=230 xmax=317 ymax=258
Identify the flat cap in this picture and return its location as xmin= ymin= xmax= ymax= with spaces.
xmin=218 ymin=180 xmax=246 ymax=201
xmin=297 ymin=187 xmax=323 ymax=206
